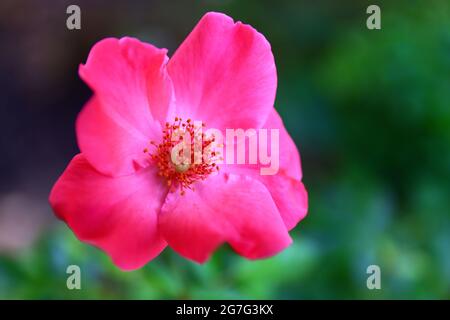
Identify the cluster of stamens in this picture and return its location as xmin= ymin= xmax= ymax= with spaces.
xmin=144 ymin=117 xmax=221 ymax=195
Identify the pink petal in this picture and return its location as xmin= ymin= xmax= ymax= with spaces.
xmin=158 ymin=173 xmax=292 ymax=263
xmin=263 ymin=108 xmax=302 ymax=180
xmin=221 ymin=168 xmax=308 ymax=230
xmin=78 ymin=37 xmax=173 ymax=176
xmin=257 ymin=174 xmax=308 ymax=230
xmin=49 ymin=154 xmax=168 ymax=270
xmin=222 ymin=108 xmax=308 ymax=230
xmin=76 ymin=96 xmax=154 ymax=177
xmin=256 ymin=108 xmax=308 ymax=229
xmin=167 ymin=12 xmax=277 ymax=130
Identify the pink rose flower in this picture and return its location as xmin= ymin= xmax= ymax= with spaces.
xmin=49 ymin=12 xmax=308 ymax=270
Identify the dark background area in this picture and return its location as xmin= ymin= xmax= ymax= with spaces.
xmin=0 ymin=0 xmax=449 ymax=298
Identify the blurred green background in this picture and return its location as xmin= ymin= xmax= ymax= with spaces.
xmin=0 ymin=0 xmax=449 ymax=299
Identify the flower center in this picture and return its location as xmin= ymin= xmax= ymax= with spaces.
xmin=145 ymin=117 xmax=220 ymax=195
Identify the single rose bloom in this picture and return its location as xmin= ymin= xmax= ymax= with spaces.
xmin=49 ymin=12 xmax=308 ymax=270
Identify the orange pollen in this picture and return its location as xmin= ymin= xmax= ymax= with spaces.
xmin=144 ymin=117 xmax=220 ymax=195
